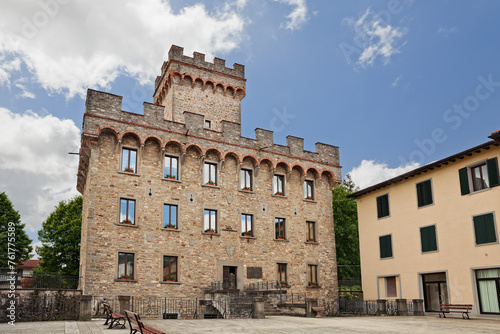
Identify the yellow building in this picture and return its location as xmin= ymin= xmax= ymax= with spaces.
xmin=351 ymin=130 xmax=500 ymax=316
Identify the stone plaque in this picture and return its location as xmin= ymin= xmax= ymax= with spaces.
xmin=247 ymin=267 xmax=263 ymax=279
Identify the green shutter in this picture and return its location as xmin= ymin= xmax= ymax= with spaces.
xmin=420 ymin=225 xmax=437 ymax=252
xmin=380 ymin=235 xmax=393 ymax=258
xmin=377 ymin=195 xmax=389 ymax=218
xmin=487 ymin=158 xmax=500 ymax=187
xmin=417 ymin=180 xmax=433 ymax=207
xmin=474 ymin=213 xmax=497 ymax=245
xmin=459 ymin=167 xmax=470 ymax=195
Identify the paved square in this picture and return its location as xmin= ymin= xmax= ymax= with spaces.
xmin=1 ymin=315 xmax=500 ymax=333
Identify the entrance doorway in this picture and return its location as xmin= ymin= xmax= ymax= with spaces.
xmin=422 ymin=272 xmax=448 ymax=312
xmin=223 ymin=266 xmax=238 ymax=290
xmin=476 ymin=268 xmax=500 ymax=314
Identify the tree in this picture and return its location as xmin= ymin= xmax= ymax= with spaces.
xmin=332 ymin=174 xmax=360 ymax=282
xmin=37 ymin=196 xmax=82 ymax=276
xmin=0 ymin=192 xmax=33 ymax=267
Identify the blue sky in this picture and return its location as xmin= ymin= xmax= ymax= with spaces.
xmin=1 ymin=0 xmax=500 ymax=252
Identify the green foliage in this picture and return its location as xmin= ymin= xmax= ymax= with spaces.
xmin=37 ymin=196 xmax=82 ymax=276
xmin=0 ymin=192 xmax=33 ymax=267
xmin=332 ymin=174 xmax=360 ymax=281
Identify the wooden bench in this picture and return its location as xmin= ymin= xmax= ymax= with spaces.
xmin=439 ymin=304 xmax=473 ymax=319
xmin=124 ymin=310 xmax=165 ymax=334
xmin=102 ymin=302 xmax=126 ymax=329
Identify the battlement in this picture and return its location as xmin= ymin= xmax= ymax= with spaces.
xmin=84 ymin=89 xmax=340 ymax=168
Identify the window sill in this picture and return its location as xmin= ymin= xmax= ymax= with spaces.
xmin=160 ymin=281 xmax=182 ymax=285
xmin=239 ymin=189 xmax=255 ymax=194
xmin=279 ymin=284 xmax=289 ymax=288
xmin=118 ymin=171 xmax=141 ymax=177
xmin=305 ymin=241 xmax=319 ymax=245
xmin=240 ymin=236 xmax=257 ymax=239
xmin=469 ymin=187 xmax=491 ymax=195
xmin=115 ymin=223 xmax=139 ymax=228
xmin=202 ymin=232 xmax=220 ymax=236
xmin=272 ymin=194 xmax=287 ymax=198
xmin=202 ymin=184 xmax=220 ymax=189
xmin=307 ymin=285 xmax=321 ymax=289
xmin=377 ymin=215 xmax=391 ymax=220
xmin=303 ymin=199 xmax=316 ymax=203
xmin=417 ymin=203 xmax=434 ymax=209
xmin=114 ymin=279 xmax=137 ymax=283
xmin=475 ymin=240 xmax=499 ymax=247
xmin=274 ymin=238 xmax=289 ymax=242
xmin=421 ymin=249 xmax=439 ymax=254
xmin=161 ymin=228 xmax=181 ymax=232
xmin=162 ymin=178 xmax=181 ymax=183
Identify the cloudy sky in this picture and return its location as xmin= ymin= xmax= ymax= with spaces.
xmin=1 ymin=0 xmax=500 ymax=252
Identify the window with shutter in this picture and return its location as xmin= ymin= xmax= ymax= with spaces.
xmin=420 ymin=225 xmax=438 ymax=252
xmin=376 ymin=194 xmax=390 ymax=219
xmin=459 ymin=158 xmax=500 ymax=196
xmin=473 ymin=213 xmax=497 ymax=245
xmin=416 ymin=180 xmax=433 ymax=207
xmin=379 ymin=234 xmax=393 ymax=259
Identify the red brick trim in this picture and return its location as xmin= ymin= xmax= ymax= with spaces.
xmin=83 ymin=114 xmax=341 ymax=168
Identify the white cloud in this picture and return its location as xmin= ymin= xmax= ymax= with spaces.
xmin=0 ymin=57 xmax=21 ymax=87
xmin=392 ymin=75 xmax=402 ymax=87
xmin=31 ymin=241 xmax=43 ymax=259
xmin=0 ymin=0 xmax=246 ymax=98
xmin=15 ymin=82 xmax=35 ymax=99
xmin=0 ymin=108 xmax=80 ymax=233
xmin=274 ymin=0 xmax=308 ymax=30
xmin=349 ymin=160 xmax=420 ymax=189
xmin=344 ymin=8 xmax=407 ymax=67
xmin=437 ymin=26 xmax=459 ymax=38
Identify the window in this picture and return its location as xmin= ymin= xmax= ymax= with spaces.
xmin=273 ymin=174 xmax=285 ymax=196
xmin=164 ymin=155 xmax=179 ymax=180
xmin=120 ymin=198 xmax=135 ymax=225
xmin=275 ymin=218 xmax=286 ymax=240
xmin=163 ymin=204 xmax=178 ymax=229
xmin=241 ymin=214 xmax=253 ymax=237
xmin=304 ymin=180 xmax=314 ymax=200
xmin=118 ymin=252 xmax=134 ymax=280
xmin=204 ymin=209 xmax=217 ymax=233
xmin=385 ymin=276 xmax=397 ymax=297
xmin=379 ymin=234 xmax=393 ymax=259
xmin=416 ymin=179 xmax=433 ymax=207
xmin=121 ymin=148 xmax=137 ymax=173
xmin=307 ymin=264 xmax=318 ymax=286
xmin=205 ymin=120 xmax=211 ymax=129
xmin=240 ymin=169 xmax=252 ymax=191
xmin=376 ymin=194 xmax=390 ymax=218
xmin=459 ymin=158 xmax=500 ymax=195
xmin=277 ymin=263 xmax=287 ymax=284
xmin=306 ymin=221 xmax=316 ymax=242
xmin=420 ymin=225 xmax=438 ymax=252
xmin=473 ymin=213 xmax=497 ymax=245
xmin=163 ymin=256 xmax=178 ymax=282
xmin=203 ymin=162 xmax=217 ymax=186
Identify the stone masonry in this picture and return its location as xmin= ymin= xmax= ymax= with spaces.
xmin=77 ymin=45 xmax=341 ymax=300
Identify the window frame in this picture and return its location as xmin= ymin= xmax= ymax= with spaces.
xmin=163 ymin=154 xmax=180 ymax=181
xmin=274 ymin=217 xmax=286 ymax=240
xmin=473 ymin=212 xmax=498 ymax=246
xmin=376 ymin=194 xmax=390 ymax=219
xmin=460 ymin=158 xmax=500 ymax=195
xmin=240 ymin=168 xmax=253 ymax=191
xmin=416 ymin=179 xmax=434 ymax=208
xmin=203 ymin=161 xmax=218 ymax=186
xmin=121 ymin=147 xmax=138 ymax=173
xmin=273 ymin=174 xmax=285 ymax=196
xmin=277 ymin=263 xmax=288 ymax=285
xmin=241 ymin=213 xmax=254 ymax=237
xmin=306 ymin=221 xmax=316 ymax=243
xmin=420 ymin=224 xmax=438 ymax=253
xmin=203 ymin=208 xmax=218 ymax=233
xmin=204 ymin=120 xmax=211 ymax=129
xmin=379 ymin=234 xmax=393 ymax=259
xmin=304 ymin=179 xmax=314 ymax=200
xmin=163 ymin=203 xmax=178 ymax=229
xmin=385 ymin=276 xmax=397 ymax=298
xmin=119 ymin=198 xmax=136 ymax=225
xmin=162 ymin=255 xmax=179 ymax=283
xmin=117 ymin=251 xmax=135 ymax=280
xmin=307 ymin=264 xmax=318 ymax=286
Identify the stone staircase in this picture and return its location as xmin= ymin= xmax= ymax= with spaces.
xmin=264 ymin=302 xmax=283 ymax=316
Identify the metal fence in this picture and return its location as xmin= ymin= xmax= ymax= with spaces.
xmin=0 ymin=294 xmax=80 ymax=322
xmin=321 ymin=299 xmax=421 ymax=317
xmin=275 ymin=293 xmax=307 ymax=304
xmin=0 ymin=273 xmax=79 ymax=290
xmin=247 ymin=281 xmax=281 ymax=291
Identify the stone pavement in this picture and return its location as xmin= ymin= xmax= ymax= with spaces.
xmin=1 ymin=315 xmax=500 ymax=334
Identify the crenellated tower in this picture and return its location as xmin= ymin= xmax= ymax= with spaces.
xmin=153 ymin=45 xmax=246 ymax=132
